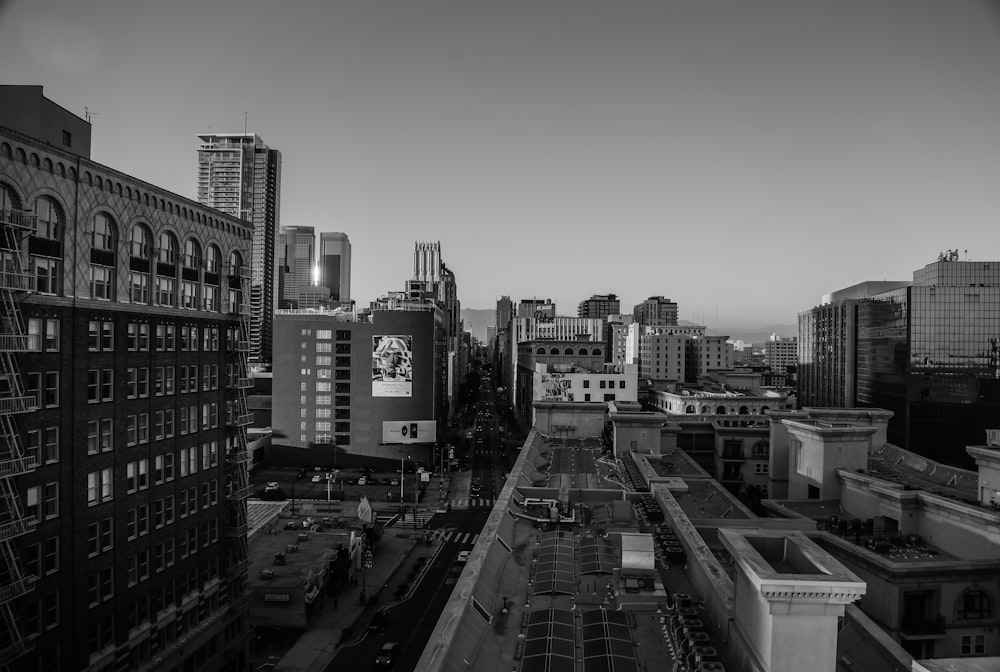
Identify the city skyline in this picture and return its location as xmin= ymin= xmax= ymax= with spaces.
xmin=3 ymin=1 xmax=1000 ymax=326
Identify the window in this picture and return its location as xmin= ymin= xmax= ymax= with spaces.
xmin=91 ymin=212 xmax=115 ymax=251
xmin=42 ymin=536 xmax=58 ymax=573
xmin=40 ymin=482 xmax=58 ymax=519
xmin=755 ymin=463 xmax=769 ymax=475
xmin=130 ymin=271 xmax=149 ymax=303
xmin=87 ymin=369 xmax=113 ymax=403
xmin=39 ymin=371 xmax=58 ymax=407
xmin=130 ymin=224 xmax=151 ymax=258
xmin=957 ymin=590 xmax=991 ymax=620
xmin=181 ymin=280 xmax=198 ymax=308
xmin=583 ymin=380 xmax=590 ymax=389
xmin=157 ymin=232 xmax=177 ymax=264
xmin=961 ymin=634 xmax=985 ymax=656
xmin=33 ymin=196 xmax=62 ymax=240
xmin=90 ymin=265 xmax=114 ymax=300
xmin=86 ymin=420 xmax=112 ymax=454
xmin=32 ymin=257 xmax=59 ymax=295
xmin=40 ymin=427 xmax=58 ymax=464
xmin=155 ymin=276 xmax=175 ymax=306
xmin=88 ymin=469 xmax=113 ymax=505
xmin=88 ymin=320 xmax=114 ymax=351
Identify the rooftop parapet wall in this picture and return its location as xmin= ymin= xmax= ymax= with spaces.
xmin=719 ymin=528 xmax=866 ymax=672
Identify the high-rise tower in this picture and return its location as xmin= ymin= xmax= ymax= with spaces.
xmin=278 ymin=226 xmax=315 ymax=309
xmin=319 ymin=231 xmax=351 ymax=302
xmin=197 ymin=133 xmax=281 ymax=364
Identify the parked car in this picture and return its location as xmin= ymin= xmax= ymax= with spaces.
xmin=311 ymin=475 xmax=322 ymax=483
xmin=375 ymin=642 xmax=398 ymax=666
xmin=457 ymin=550 xmax=471 ymax=562
xmin=265 ymin=482 xmax=279 ymax=492
xmin=357 ymin=476 xmax=367 ymax=486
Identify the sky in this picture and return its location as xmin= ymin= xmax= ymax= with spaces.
xmin=2 ymin=0 xmax=1000 ymax=328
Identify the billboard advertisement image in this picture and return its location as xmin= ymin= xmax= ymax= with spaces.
xmin=372 ymin=334 xmax=413 ymax=397
xmin=382 ymin=420 xmax=437 ymax=444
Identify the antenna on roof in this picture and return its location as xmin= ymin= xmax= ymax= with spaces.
xmin=243 ymin=111 xmax=248 ymax=136
xmin=84 ymin=106 xmax=98 ymax=125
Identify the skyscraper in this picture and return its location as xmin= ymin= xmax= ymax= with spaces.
xmin=2 ymin=87 xmax=254 ymax=671
xmin=197 ymin=133 xmax=281 ymax=363
xmin=278 ymin=226 xmax=315 ymax=309
xmin=318 ymin=231 xmax=351 ymax=302
xmin=577 ymin=293 xmax=620 ymax=320
xmin=801 ymin=256 xmax=1000 ymax=468
xmin=633 ymin=296 xmax=679 ymax=326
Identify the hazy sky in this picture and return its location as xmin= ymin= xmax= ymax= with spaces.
xmin=3 ymin=0 xmax=999 ymax=327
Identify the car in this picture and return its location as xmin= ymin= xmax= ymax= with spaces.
xmin=457 ymin=550 xmax=471 ymax=562
xmin=357 ymin=476 xmax=367 ymax=486
xmin=367 ymin=477 xmax=380 ymax=485
xmin=264 ymin=481 xmax=279 ymax=492
xmin=375 ymin=642 xmax=398 ymax=666
xmin=389 ymin=477 xmax=400 ymax=486
xmin=311 ymin=475 xmax=322 ymax=483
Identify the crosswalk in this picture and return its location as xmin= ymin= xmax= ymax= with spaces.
xmin=432 ymin=530 xmax=479 ymax=545
xmin=450 ymin=498 xmax=493 ymax=508
xmin=397 ymin=512 xmax=434 ymax=527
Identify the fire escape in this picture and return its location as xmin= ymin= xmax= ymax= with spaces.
xmin=0 ymin=207 xmax=38 ymax=668
xmin=223 ymin=261 xmax=253 ymax=610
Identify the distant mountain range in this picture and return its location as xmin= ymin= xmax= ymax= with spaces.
xmin=462 ymin=308 xmax=796 ymax=345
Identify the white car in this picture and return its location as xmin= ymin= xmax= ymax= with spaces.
xmin=265 ymin=481 xmax=279 ymax=492
xmin=457 ymin=550 xmax=471 ymax=562
xmin=311 ymin=475 xmax=322 ymax=483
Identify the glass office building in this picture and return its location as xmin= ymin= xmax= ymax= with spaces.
xmin=856 ymin=259 xmax=1000 ymax=467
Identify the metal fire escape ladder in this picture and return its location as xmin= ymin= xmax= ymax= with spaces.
xmin=0 ymin=208 xmax=37 ymax=669
xmin=222 ymin=261 xmax=252 ymax=606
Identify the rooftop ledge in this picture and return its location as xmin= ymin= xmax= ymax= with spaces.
xmin=719 ymin=528 xmax=866 ymax=604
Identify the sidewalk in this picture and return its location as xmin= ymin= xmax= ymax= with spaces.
xmin=269 ymin=473 xmax=468 ymax=672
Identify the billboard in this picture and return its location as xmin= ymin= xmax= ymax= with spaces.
xmin=539 ymin=373 xmax=574 ymax=401
xmin=382 ymin=420 xmax=437 ymax=444
xmin=372 ymin=334 xmax=413 ymax=397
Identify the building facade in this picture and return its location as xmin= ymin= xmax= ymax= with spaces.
xmin=196 ymin=133 xmax=281 ymax=364
xmin=2 ymin=91 xmax=254 ymax=671
xmin=577 ymin=293 xmax=620 ymax=321
xmin=317 ymin=231 xmax=351 ymax=302
xmin=632 ymin=295 xmax=679 ymax=326
xmin=270 ymin=306 xmax=445 ymax=467
xmin=277 ymin=226 xmax=315 ymax=309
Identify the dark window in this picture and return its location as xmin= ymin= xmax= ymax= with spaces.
xmin=62 ymin=130 xmax=71 ymax=147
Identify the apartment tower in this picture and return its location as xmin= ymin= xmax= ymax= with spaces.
xmin=196 ymin=133 xmax=281 ymax=364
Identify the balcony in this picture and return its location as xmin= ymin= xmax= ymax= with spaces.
xmin=0 ymin=574 xmax=35 ymax=604
xmin=0 ymin=455 xmax=38 ymax=478
xmin=224 ymin=451 xmax=250 ymax=467
xmin=224 ymin=520 xmax=249 ymax=537
xmin=226 ymin=412 xmax=253 ymax=428
xmin=0 ymin=335 xmax=29 ymax=352
xmin=236 ymin=377 xmax=253 ymax=389
xmin=0 ymin=395 xmax=39 ymax=415
xmin=0 ymin=635 xmax=35 ymax=669
xmin=235 ymin=340 xmax=250 ymax=353
xmin=0 ymin=272 xmax=34 ymax=293
xmin=0 ymin=209 xmax=37 ymax=233
xmin=900 ymin=615 xmax=947 ymax=639
xmin=222 ymin=262 xmax=250 ymax=280
xmin=225 ymin=484 xmax=253 ymax=501
xmin=0 ymin=516 xmax=37 ymax=542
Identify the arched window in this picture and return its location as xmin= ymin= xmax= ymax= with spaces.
xmin=225 ymin=251 xmax=245 ymax=313
xmin=183 ymin=238 xmax=201 ymax=269
xmin=1 ymin=183 xmax=22 ymax=212
xmin=685 ymin=405 xmax=695 ymax=414
xmin=550 ymin=348 xmax=559 ymax=355
xmin=701 ymin=405 xmax=711 ymax=414
xmin=157 ymin=232 xmax=177 ymax=264
xmin=89 ymin=213 xmax=117 ymax=300
xmin=592 ymin=348 xmax=602 ymax=356
xmin=578 ymin=348 xmax=588 ymax=355
xmin=536 ymin=348 xmax=545 ymax=355
xmin=564 ymin=348 xmax=574 ymax=355
xmin=91 ymin=212 xmax=115 ymax=252
xmin=205 ymin=245 xmax=221 ymax=274
xmin=957 ymin=589 xmax=992 ymax=620
xmin=30 ymin=198 xmax=63 ymax=295
xmin=716 ymin=406 xmax=726 ymax=415
xmin=130 ymin=224 xmax=151 ymax=258
xmin=760 ymin=406 xmax=770 ymax=414
xmin=739 ymin=406 xmax=749 ymax=415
